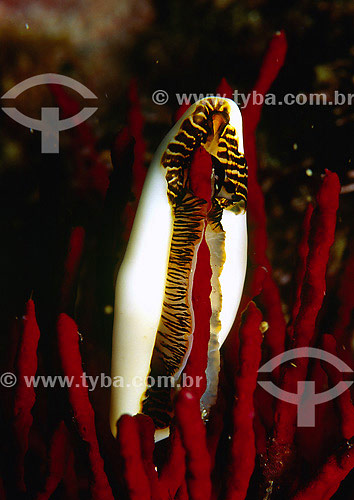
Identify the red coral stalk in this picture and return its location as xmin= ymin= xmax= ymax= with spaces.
xmin=62 ymin=450 xmax=80 ymax=500
xmin=175 ymin=390 xmax=212 ymax=500
xmin=159 ymin=427 xmax=186 ymax=499
xmin=184 ymin=147 xmax=212 ymax=400
xmin=13 ymin=299 xmax=41 ymax=492
xmin=175 ymin=479 xmax=189 ymax=500
xmin=121 ymin=80 xmax=148 ymax=242
xmin=243 ymin=31 xmax=288 ymax=132
xmin=49 ymin=83 xmax=110 ymax=199
xmin=321 ymin=334 xmax=354 ymax=440
xmin=36 ymin=421 xmax=71 ymax=500
xmin=206 ymin=370 xmax=228 ymax=474
xmin=242 ymin=31 xmax=288 ymax=371
xmin=56 ymin=313 xmax=114 ymax=500
xmin=184 ymin=233 xmax=212 ymax=400
xmin=159 ymin=146 xmax=213 ymax=499
xmin=292 ymin=171 xmax=340 ymax=348
xmin=134 ymin=414 xmax=162 ymax=500
xmin=333 ymin=244 xmax=354 ymax=347
xmin=209 ymin=266 xmax=266 ymax=471
xmin=260 ymin=273 xmax=287 ymax=378
xmin=266 ymin=171 xmax=341 ymax=482
xmin=225 ymin=302 xmax=263 ymax=500
xmin=288 ymin=204 xmax=314 ymax=339
xmin=61 ymin=226 xmax=85 ymax=312
xmin=175 ymin=102 xmax=190 ymax=121
xmin=116 ymin=414 xmax=151 ymax=500
xmin=216 ymin=78 xmax=234 ymax=99
xmin=291 ymin=439 xmax=354 ymax=500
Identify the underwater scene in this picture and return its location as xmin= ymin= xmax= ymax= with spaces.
xmin=0 ymin=1 xmax=353 ymax=499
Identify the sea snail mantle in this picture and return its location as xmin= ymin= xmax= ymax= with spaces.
xmin=110 ymin=97 xmax=248 ymax=441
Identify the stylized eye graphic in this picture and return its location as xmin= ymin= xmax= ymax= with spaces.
xmin=258 ymin=347 xmax=353 ymax=427
xmin=110 ymin=97 xmax=248 ymax=440
xmin=1 ymin=73 xmax=97 ymax=153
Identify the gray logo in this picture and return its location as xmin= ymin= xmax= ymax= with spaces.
xmin=1 ymin=74 xmax=98 ymax=153
xmin=258 ymin=347 xmax=353 ymax=427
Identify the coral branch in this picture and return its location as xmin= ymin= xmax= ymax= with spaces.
xmin=242 ymin=31 xmax=288 ymax=369
xmin=321 ymin=334 xmax=354 ymax=440
xmin=134 ymin=414 xmax=162 ymax=500
xmin=212 ymin=266 xmax=265 ymax=474
xmin=116 ymin=415 xmax=151 ymax=500
xmin=56 ymin=313 xmax=114 ymax=500
xmin=333 ymin=243 xmax=354 ymax=346
xmin=206 ymin=370 xmax=228 ymax=473
xmin=13 ymin=299 xmax=41 ymax=492
xmin=260 ymin=273 xmax=287 ymax=377
xmin=291 ymin=439 xmax=354 ymax=500
xmin=60 ymin=226 xmax=85 ymax=312
xmin=292 ymin=171 xmax=340 ymax=348
xmin=159 ymin=427 xmax=186 ymax=499
xmin=184 ymin=147 xmax=213 ymax=400
xmin=216 ymin=78 xmax=234 ymax=99
xmin=243 ymin=31 xmax=288 ymax=132
xmin=50 ymin=84 xmax=110 ymax=199
xmin=120 ymin=80 xmax=148 ymax=242
xmin=265 ymin=171 xmax=341 ymax=483
xmin=288 ymin=204 xmax=314 ymax=339
xmin=175 ymin=479 xmax=189 ymax=500
xmin=175 ymin=390 xmax=212 ymax=500
xmin=36 ymin=421 xmax=71 ymax=500
xmin=62 ymin=450 xmax=79 ymax=500
xmin=225 ymin=302 xmax=263 ymax=500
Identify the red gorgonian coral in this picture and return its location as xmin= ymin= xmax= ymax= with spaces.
xmin=1 ymin=31 xmax=353 ymax=500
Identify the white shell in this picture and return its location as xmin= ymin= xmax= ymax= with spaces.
xmin=110 ymin=98 xmax=247 ymax=440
